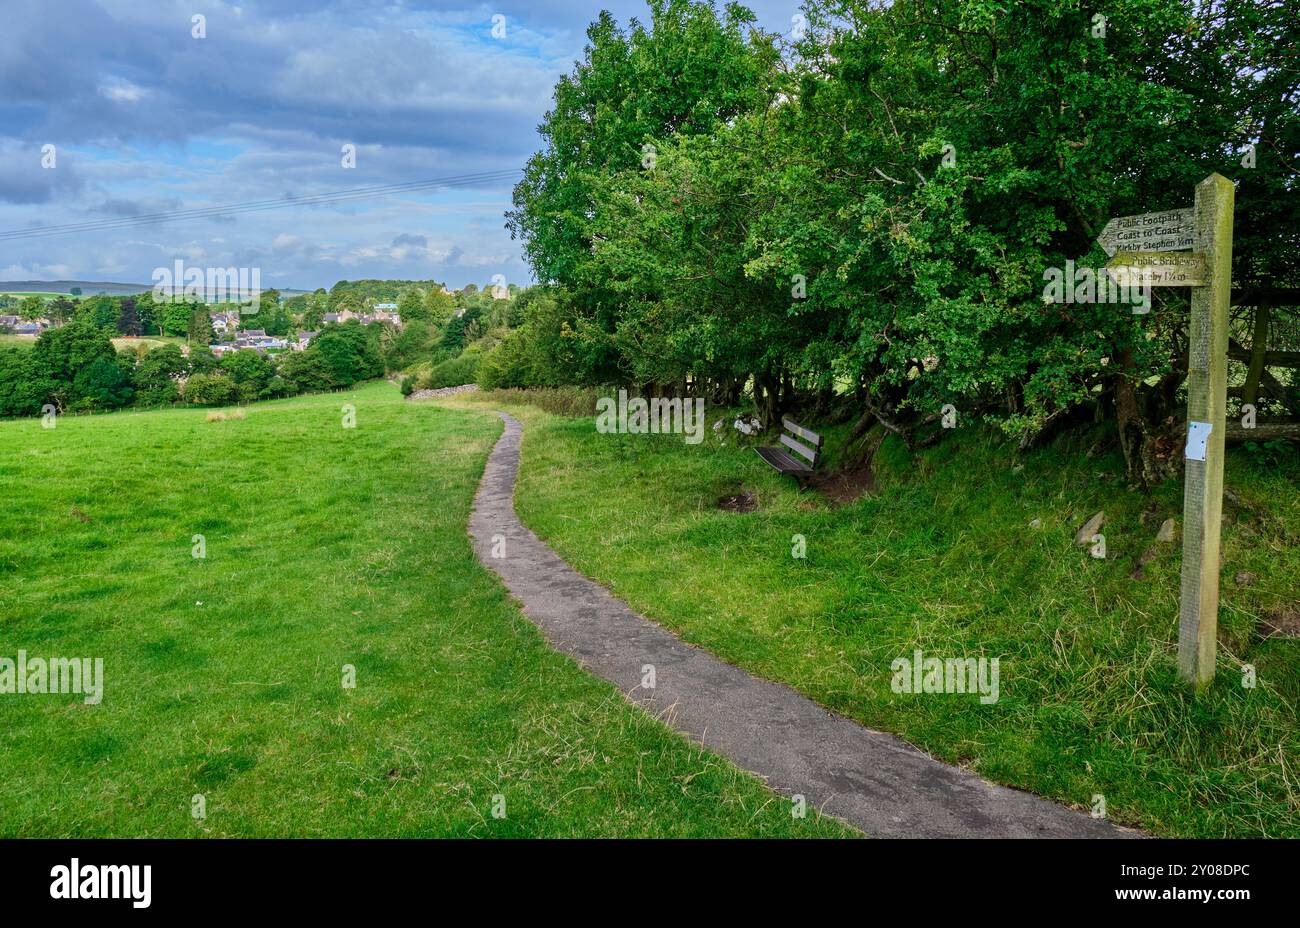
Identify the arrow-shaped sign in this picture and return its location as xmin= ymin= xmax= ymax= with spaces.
xmin=1097 ymin=208 xmax=1194 ymax=257
xmin=1106 ymin=250 xmax=1207 ymax=288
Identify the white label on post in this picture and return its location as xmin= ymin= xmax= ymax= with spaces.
xmin=1186 ymin=421 xmax=1213 ymax=462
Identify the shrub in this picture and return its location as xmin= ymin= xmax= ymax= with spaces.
xmin=480 ymin=386 xmax=603 ymax=418
xmin=418 ymin=352 xmax=480 ymax=390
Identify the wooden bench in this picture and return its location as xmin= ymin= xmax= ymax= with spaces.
xmin=756 ymin=418 xmax=823 ymax=482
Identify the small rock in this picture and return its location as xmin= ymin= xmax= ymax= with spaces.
xmin=1029 ymin=518 xmax=1042 ymax=529
xmin=1075 ymin=511 xmax=1105 ymax=546
xmin=1235 ymin=571 xmax=1258 ymax=587
xmin=1155 ymin=518 xmax=1177 ymax=544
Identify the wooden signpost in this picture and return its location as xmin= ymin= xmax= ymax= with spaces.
xmin=1098 ymin=175 xmax=1235 ymax=688
xmin=1177 ymin=174 xmax=1234 ymax=688
xmin=1097 ymin=207 xmax=1195 ymax=257
xmin=1106 ymin=251 xmax=1207 ymax=288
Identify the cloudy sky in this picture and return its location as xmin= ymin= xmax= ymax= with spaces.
xmin=0 ymin=0 xmax=795 ymax=291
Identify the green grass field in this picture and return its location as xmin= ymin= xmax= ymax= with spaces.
xmin=0 ymin=382 xmax=848 ymax=837
xmin=111 ymin=335 xmax=188 ymax=352
xmin=0 ymin=335 xmax=190 ymax=352
xmin=449 ymin=392 xmax=1300 ymax=838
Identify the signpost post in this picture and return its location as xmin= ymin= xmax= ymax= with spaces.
xmin=1177 ymin=174 xmax=1234 ymax=688
xmin=1099 ymin=174 xmax=1234 ymax=688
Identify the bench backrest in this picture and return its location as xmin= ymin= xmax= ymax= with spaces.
xmin=780 ymin=418 xmax=823 ymax=468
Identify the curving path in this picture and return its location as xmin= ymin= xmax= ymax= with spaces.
xmin=469 ymin=412 xmax=1131 ymax=838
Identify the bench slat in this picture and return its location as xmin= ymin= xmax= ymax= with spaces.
xmin=756 ymin=446 xmax=812 ymax=475
xmin=780 ymin=432 xmax=818 ymax=465
xmin=782 ymin=418 xmax=823 ymax=446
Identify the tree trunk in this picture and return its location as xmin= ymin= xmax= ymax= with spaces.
xmin=754 ymin=370 xmax=780 ymax=427
xmin=1114 ymin=352 xmax=1180 ymax=489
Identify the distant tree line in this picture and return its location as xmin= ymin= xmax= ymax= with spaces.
xmin=0 ymin=319 xmax=385 ymax=417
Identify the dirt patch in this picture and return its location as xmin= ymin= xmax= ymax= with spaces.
xmin=807 ymin=462 xmax=877 ymax=505
xmin=717 ymin=490 xmax=759 ymax=513
xmin=1257 ymin=604 xmax=1300 ymax=640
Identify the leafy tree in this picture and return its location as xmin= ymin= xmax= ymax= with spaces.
xmin=133 ymin=344 xmax=186 ymax=407
xmin=18 ymin=296 xmax=45 ymax=321
xmin=187 ymin=307 xmax=215 ymax=346
xmin=397 ymin=288 xmax=429 ymax=323
xmin=188 ymin=346 xmax=220 ymax=375
xmin=184 ymin=373 xmax=240 ymax=406
xmin=45 ymin=297 xmax=76 ymax=326
xmin=159 ymin=301 xmax=193 ymax=338
xmin=279 ymin=350 xmax=336 ymax=394
xmin=312 ymin=322 xmax=384 ymax=387
xmin=31 ymin=323 xmax=117 ymax=407
xmin=0 ymin=349 xmax=55 ymax=416
xmin=506 ymin=0 xmax=778 ymax=377
xmin=72 ymin=355 xmax=134 ymax=410
xmin=220 ymin=350 xmax=274 ymax=402
xmin=116 ymin=298 xmax=143 ymax=337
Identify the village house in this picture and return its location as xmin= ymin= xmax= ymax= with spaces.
xmin=293 ymin=331 xmax=318 ymax=351
xmin=4 ymin=316 xmax=53 ymax=335
xmin=321 ymin=309 xmax=402 ymax=328
xmin=211 ymin=311 xmax=239 ymax=335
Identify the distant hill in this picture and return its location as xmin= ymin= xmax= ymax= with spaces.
xmin=0 ymin=280 xmax=152 ymax=296
xmin=0 ymin=281 xmax=313 ymax=298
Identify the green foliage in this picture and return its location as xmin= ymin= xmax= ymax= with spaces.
xmin=329 ymin=279 xmax=445 ymax=309
xmin=506 ymin=0 xmax=1300 ymax=478
xmin=279 ymin=349 xmax=337 ymax=394
xmin=184 ymin=372 xmax=241 ymax=407
xmin=313 ymin=321 xmax=385 ymax=388
xmin=419 ymin=351 xmax=481 ymax=390
xmin=382 ymin=320 xmax=438 ymax=373
xmin=30 ymin=323 xmax=118 ymax=409
xmin=0 ymin=349 xmax=54 ymax=417
xmin=71 ymin=355 xmax=134 ymax=411
xmin=17 ymin=295 xmax=45 ymax=321
xmin=132 ymin=344 xmax=186 ymax=407
xmin=116 ymin=298 xmax=143 ymax=337
xmin=220 ymin=350 xmax=277 ymax=402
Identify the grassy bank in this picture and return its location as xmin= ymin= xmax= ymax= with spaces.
xmin=0 ymin=382 xmax=848 ymax=837
xmin=448 ymin=393 xmax=1300 ymax=838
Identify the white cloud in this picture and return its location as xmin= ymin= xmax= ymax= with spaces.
xmin=97 ymin=78 xmax=147 ymax=103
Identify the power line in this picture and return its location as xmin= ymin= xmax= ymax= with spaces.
xmin=0 ymin=168 xmax=523 ymax=242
